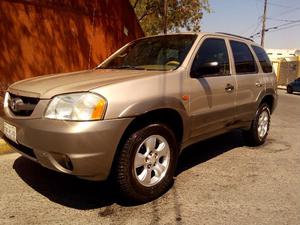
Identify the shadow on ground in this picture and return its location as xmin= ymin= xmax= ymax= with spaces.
xmin=176 ymin=130 xmax=245 ymax=175
xmin=13 ymin=130 xmax=245 ymax=210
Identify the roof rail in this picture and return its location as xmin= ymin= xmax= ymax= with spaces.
xmin=216 ymin=32 xmax=254 ymax=42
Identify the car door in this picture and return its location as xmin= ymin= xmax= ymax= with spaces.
xmin=294 ymin=77 xmax=300 ymax=92
xmin=252 ymin=44 xmax=275 ymax=97
xmin=229 ymin=40 xmax=265 ymax=122
xmin=187 ymin=37 xmax=236 ymax=138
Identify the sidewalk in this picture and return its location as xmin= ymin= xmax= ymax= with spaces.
xmin=0 ymin=138 xmax=12 ymax=155
xmin=277 ymin=85 xmax=286 ymax=90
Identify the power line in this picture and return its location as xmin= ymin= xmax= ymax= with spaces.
xmin=266 ymin=17 xmax=300 ymax=23
xmin=255 ymin=0 xmax=299 ymax=9
xmin=271 ymin=7 xmax=300 ymax=18
xmin=240 ymin=0 xmax=263 ymax=37
xmin=250 ymin=20 xmax=300 ymax=38
xmin=267 ymin=22 xmax=300 ymax=33
xmin=241 ymin=17 xmax=262 ymax=36
xmin=264 ymin=2 xmax=294 ymax=9
xmin=249 ymin=0 xmax=300 ymax=43
xmin=271 ymin=20 xmax=300 ymax=29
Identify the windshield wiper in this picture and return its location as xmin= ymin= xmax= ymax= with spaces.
xmin=114 ymin=65 xmax=148 ymax=70
xmin=98 ymin=65 xmax=147 ymax=70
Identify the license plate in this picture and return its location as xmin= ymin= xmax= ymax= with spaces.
xmin=3 ymin=122 xmax=17 ymax=143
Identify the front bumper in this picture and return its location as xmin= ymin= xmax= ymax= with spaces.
xmin=0 ymin=115 xmax=133 ymax=181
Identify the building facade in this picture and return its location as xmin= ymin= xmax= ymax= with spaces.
xmin=266 ymin=49 xmax=300 ymax=85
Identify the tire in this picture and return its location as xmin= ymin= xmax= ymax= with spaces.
xmin=243 ymin=103 xmax=271 ymax=147
xmin=114 ymin=123 xmax=179 ymax=203
xmin=287 ymin=86 xmax=293 ymax=94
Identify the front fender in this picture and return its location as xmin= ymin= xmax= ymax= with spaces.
xmin=119 ymin=96 xmax=190 ymax=142
xmin=119 ymin=97 xmax=186 ymax=117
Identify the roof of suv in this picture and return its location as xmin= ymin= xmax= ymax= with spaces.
xmin=137 ymin=32 xmax=260 ymax=47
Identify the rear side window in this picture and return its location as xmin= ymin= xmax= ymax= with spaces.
xmin=252 ymin=46 xmax=273 ymax=73
xmin=230 ymin=40 xmax=257 ymax=74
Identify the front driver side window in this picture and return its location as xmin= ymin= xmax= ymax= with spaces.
xmin=191 ymin=38 xmax=230 ymax=78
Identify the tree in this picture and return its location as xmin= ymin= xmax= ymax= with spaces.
xmin=130 ymin=0 xmax=210 ymax=36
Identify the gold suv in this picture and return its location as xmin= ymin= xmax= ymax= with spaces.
xmin=0 ymin=33 xmax=277 ymax=203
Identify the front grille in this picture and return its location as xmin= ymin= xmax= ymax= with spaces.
xmin=8 ymin=93 xmax=39 ymax=116
xmin=3 ymin=136 xmax=36 ymax=159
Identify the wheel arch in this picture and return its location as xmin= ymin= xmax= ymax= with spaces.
xmin=120 ymin=107 xmax=186 ymax=147
xmin=109 ymin=107 xmax=186 ymax=180
xmin=260 ymin=94 xmax=276 ymax=114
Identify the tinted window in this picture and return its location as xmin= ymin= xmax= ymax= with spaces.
xmin=191 ymin=38 xmax=230 ymax=77
xmin=252 ymin=46 xmax=273 ymax=73
xmin=230 ymin=41 xmax=257 ymax=74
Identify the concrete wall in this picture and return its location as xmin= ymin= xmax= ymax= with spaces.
xmin=0 ymin=0 xmax=144 ymax=99
xmin=273 ymin=57 xmax=300 ymax=86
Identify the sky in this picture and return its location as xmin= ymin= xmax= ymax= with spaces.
xmin=201 ymin=0 xmax=300 ymax=49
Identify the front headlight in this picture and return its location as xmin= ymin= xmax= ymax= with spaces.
xmin=45 ymin=93 xmax=107 ymax=121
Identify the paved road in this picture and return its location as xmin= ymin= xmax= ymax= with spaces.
xmin=0 ymin=90 xmax=299 ymax=225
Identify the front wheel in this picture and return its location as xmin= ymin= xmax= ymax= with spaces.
xmin=114 ymin=123 xmax=178 ymax=203
xmin=243 ymin=103 xmax=271 ymax=146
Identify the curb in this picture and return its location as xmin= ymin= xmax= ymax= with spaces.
xmin=277 ymin=85 xmax=286 ymax=90
xmin=0 ymin=139 xmax=13 ymax=155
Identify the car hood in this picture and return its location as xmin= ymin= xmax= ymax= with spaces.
xmin=8 ymin=69 xmax=163 ymax=99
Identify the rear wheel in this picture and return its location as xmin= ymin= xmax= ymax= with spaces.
xmin=287 ymin=85 xmax=293 ymax=94
xmin=115 ymin=123 xmax=178 ymax=203
xmin=243 ymin=103 xmax=271 ymax=146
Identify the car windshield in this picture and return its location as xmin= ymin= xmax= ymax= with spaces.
xmin=98 ymin=34 xmax=197 ymax=71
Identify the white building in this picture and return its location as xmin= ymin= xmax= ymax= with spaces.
xmin=266 ymin=49 xmax=300 ymax=61
xmin=266 ymin=49 xmax=300 ymax=85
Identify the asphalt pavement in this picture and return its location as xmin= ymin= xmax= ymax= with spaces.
xmin=0 ymin=89 xmax=299 ymax=225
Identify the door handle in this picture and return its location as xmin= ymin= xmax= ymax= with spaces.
xmin=225 ymin=83 xmax=234 ymax=92
xmin=255 ymin=81 xmax=263 ymax=87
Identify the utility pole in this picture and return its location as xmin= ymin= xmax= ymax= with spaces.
xmin=261 ymin=0 xmax=268 ymax=47
xmin=163 ymin=0 xmax=168 ymax=34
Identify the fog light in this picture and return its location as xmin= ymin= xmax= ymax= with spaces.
xmin=52 ymin=153 xmax=73 ymax=171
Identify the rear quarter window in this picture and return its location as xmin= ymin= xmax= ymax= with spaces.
xmin=252 ymin=45 xmax=273 ymax=73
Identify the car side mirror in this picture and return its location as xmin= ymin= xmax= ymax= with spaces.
xmin=191 ymin=61 xmax=220 ymax=78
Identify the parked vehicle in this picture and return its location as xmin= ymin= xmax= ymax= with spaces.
xmin=287 ymin=77 xmax=300 ymax=94
xmin=0 ymin=33 xmax=277 ymax=203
